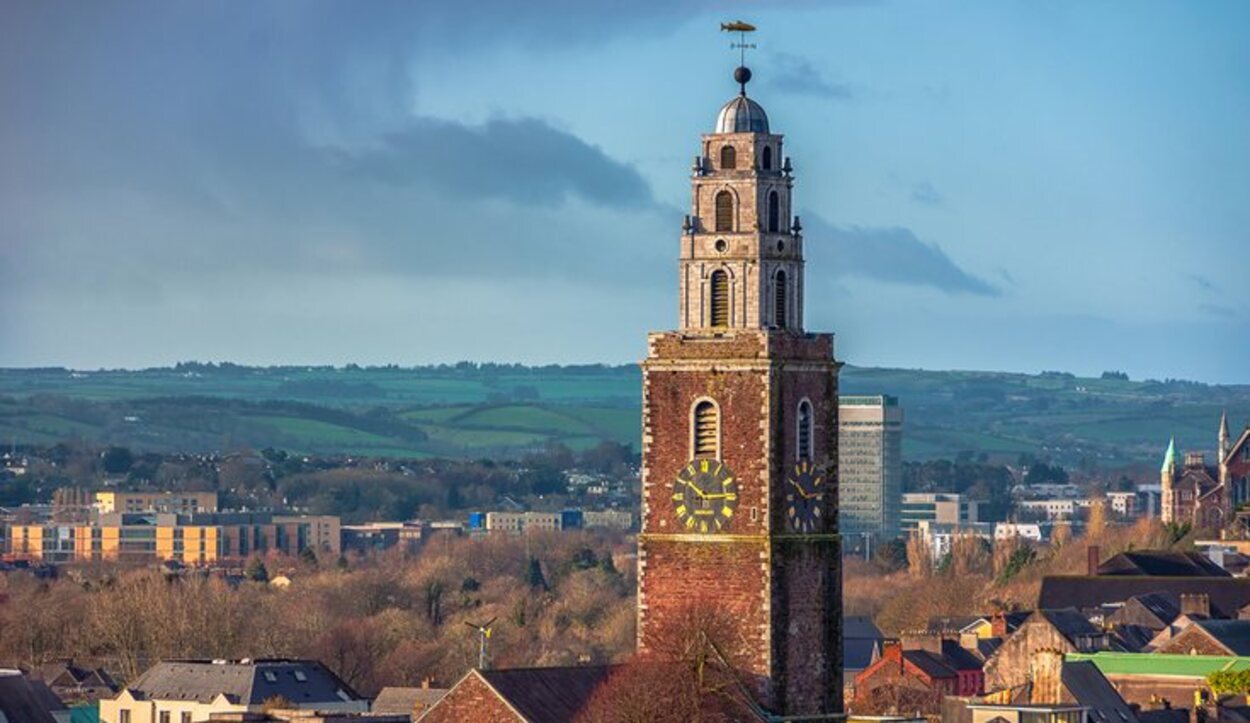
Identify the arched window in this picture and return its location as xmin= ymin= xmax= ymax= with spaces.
xmin=693 ymin=400 xmax=720 ymax=458
xmin=720 ymin=145 xmax=737 ymax=170
xmin=762 ymin=146 xmax=773 ymax=170
xmin=797 ymin=400 xmax=813 ymax=461
xmin=710 ymin=270 xmax=729 ymax=328
xmin=774 ymin=269 xmax=787 ymax=328
xmin=768 ymin=190 xmax=780 ymax=233
xmin=715 ymin=191 xmax=734 ymax=232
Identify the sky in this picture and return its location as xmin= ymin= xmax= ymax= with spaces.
xmin=2 ymin=1 xmax=1247 ymax=382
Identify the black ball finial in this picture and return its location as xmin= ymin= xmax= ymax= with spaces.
xmin=734 ymin=65 xmax=752 ymax=89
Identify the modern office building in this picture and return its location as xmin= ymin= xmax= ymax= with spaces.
xmin=6 ymin=512 xmax=339 ymax=564
xmin=900 ymin=492 xmax=980 ymax=533
xmin=838 ymin=395 xmax=903 ymax=540
xmin=94 ymin=490 xmax=218 ymax=514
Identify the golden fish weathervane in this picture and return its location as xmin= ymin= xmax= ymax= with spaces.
xmin=720 ymin=21 xmax=756 ymax=32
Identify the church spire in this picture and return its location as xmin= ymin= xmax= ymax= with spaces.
xmin=1220 ymin=410 xmax=1231 ymax=460
xmin=1162 ymin=436 xmax=1177 ymax=474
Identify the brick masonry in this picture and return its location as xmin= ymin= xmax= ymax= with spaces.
xmin=639 ymin=330 xmax=843 ymax=717
xmin=416 ymin=672 xmax=520 ymax=723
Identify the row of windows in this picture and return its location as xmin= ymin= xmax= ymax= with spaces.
xmin=713 ymin=190 xmax=784 ymax=233
xmin=719 ymin=144 xmax=775 ymax=171
xmin=690 ymin=399 xmax=814 ymax=461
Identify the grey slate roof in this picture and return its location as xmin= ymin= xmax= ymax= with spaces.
xmin=372 ymin=686 xmax=449 ymax=715
xmin=1039 ymin=575 xmax=1250 ymax=618
xmin=1061 ymin=660 xmax=1139 ymax=723
xmin=125 ymin=659 xmax=360 ymax=706
xmin=476 ymin=665 xmax=614 ymax=723
xmin=1099 ymin=551 xmax=1230 ymax=578
xmin=0 ymin=670 xmax=62 ymax=723
xmin=1192 ymin=620 xmax=1250 ymax=655
xmin=1037 ymin=608 xmax=1101 ymax=642
xmin=901 ymin=650 xmax=957 ymax=680
xmin=844 ymin=615 xmax=885 ymax=672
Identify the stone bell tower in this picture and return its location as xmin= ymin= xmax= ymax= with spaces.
xmin=638 ymin=62 xmax=844 ymax=719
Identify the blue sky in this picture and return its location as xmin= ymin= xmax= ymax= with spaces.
xmin=2 ymin=1 xmax=1247 ymax=382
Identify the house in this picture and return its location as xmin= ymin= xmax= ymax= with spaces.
xmin=0 ymin=668 xmax=67 ymax=723
xmin=1068 ymin=651 xmax=1247 ymax=711
xmin=372 ymin=685 xmax=449 ymax=719
xmin=1152 ymin=619 xmax=1250 ymax=656
xmin=34 ymin=660 xmax=119 ymax=704
xmin=99 ymin=659 xmax=366 ymax=723
xmin=983 ymin=609 xmax=1113 ymax=692
xmin=852 ymin=637 xmax=985 ymax=717
xmin=417 ymin=665 xmax=613 ymax=723
xmin=964 ymin=652 xmax=1137 ymax=723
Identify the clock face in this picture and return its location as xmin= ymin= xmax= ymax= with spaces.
xmin=672 ymin=458 xmax=738 ymax=533
xmin=785 ymin=460 xmax=825 ymax=533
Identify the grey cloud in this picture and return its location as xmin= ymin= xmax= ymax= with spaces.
xmin=803 ymin=215 xmax=1000 ymax=296
xmin=333 ymin=117 xmax=654 ymax=209
xmin=1199 ymin=303 xmax=1236 ymax=318
xmin=767 ymin=52 xmax=853 ymax=100
xmin=1187 ymin=274 xmax=1218 ymax=293
xmin=910 ymin=181 xmax=944 ymax=205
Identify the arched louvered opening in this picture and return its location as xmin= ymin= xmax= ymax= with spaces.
xmin=693 ymin=400 xmax=720 ymax=459
xmin=715 ymin=191 xmax=734 ymax=232
xmin=720 ymin=145 xmax=737 ymax=170
xmin=768 ymin=190 xmax=780 ymax=233
xmin=710 ymin=270 xmax=730 ymax=328
xmin=774 ymin=269 xmax=787 ymax=328
xmin=762 ymin=146 xmax=773 ymax=170
xmin=798 ymin=400 xmax=813 ymax=461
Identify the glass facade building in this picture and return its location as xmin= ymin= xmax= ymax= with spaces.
xmin=838 ymin=395 xmax=903 ymax=540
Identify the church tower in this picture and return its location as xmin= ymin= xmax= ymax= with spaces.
xmin=638 ymin=62 xmax=843 ymax=717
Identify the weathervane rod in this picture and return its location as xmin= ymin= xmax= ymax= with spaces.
xmin=720 ymin=20 xmax=757 ymax=94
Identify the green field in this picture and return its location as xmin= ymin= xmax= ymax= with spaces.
xmin=0 ymin=364 xmax=1246 ymax=465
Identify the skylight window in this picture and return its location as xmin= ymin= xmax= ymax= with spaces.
xmin=263 ymin=671 xmax=277 ymax=683
xmin=294 ymin=670 xmax=307 ymax=682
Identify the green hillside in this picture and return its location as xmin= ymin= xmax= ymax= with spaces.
xmin=0 ymin=364 xmax=1246 ymax=465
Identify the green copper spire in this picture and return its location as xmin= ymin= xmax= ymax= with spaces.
xmin=1162 ymin=436 xmax=1177 ymax=473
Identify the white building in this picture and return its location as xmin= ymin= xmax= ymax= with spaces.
xmin=994 ymin=522 xmax=1044 ymax=542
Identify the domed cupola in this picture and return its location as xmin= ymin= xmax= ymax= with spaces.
xmin=714 ymin=66 xmax=769 ymax=133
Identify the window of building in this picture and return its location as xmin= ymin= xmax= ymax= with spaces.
xmin=159 ymin=712 xmax=171 ymax=723
xmin=768 ymin=190 xmax=780 ymax=233
xmin=120 ymin=711 xmax=132 ymax=723
xmin=709 ymin=270 xmax=729 ymax=327
xmin=762 ymin=145 xmax=773 ymax=170
xmin=693 ymin=400 xmax=720 ymax=459
xmin=715 ymin=190 xmax=734 ymax=232
xmin=294 ymin=670 xmax=308 ymax=682
xmin=720 ymin=145 xmax=736 ymax=170
xmin=774 ymin=269 xmax=787 ymax=328
xmin=264 ymin=671 xmax=278 ymax=683
xmin=798 ymin=400 xmax=813 ymax=461
xmin=182 ymin=714 xmax=192 ymax=723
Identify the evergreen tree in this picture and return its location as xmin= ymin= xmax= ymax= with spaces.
xmin=244 ymin=557 xmax=269 ymax=583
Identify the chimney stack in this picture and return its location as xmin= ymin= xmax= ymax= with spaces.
xmin=991 ymin=612 xmax=1008 ymax=638
xmin=1180 ymin=593 xmax=1211 ymax=618
xmin=1087 ymin=545 xmax=1101 ymax=576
